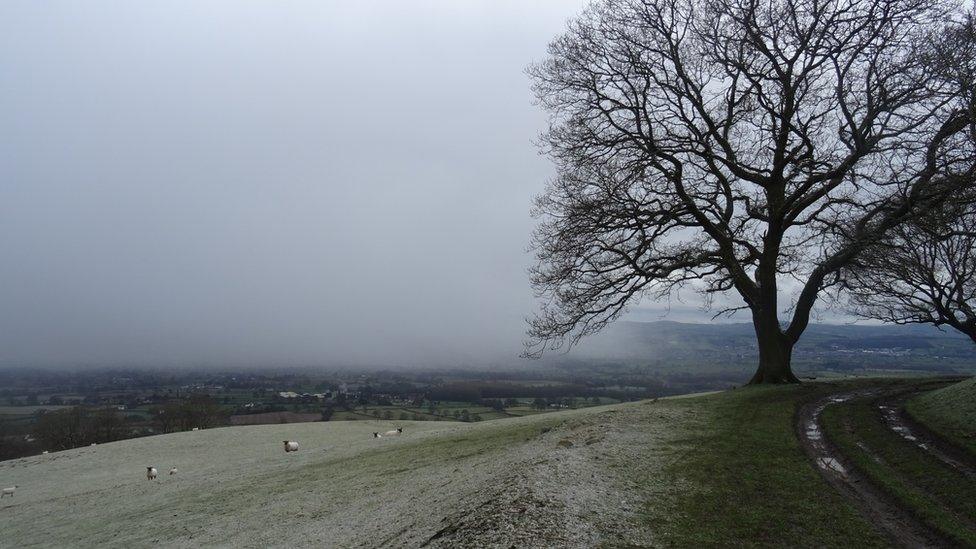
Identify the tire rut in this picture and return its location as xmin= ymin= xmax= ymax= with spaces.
xmin=796 ymin=386 xmax=949 ymax=548
xmin=877 ymin=390 xmax=976 ymax=480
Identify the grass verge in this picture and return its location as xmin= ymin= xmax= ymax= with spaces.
xmin=634 ymin=383 xmax=888 ymax=547
xmin=905 ymin=377 xmax=976 ymax=456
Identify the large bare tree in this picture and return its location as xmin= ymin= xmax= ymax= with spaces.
xmin=526 ymin=0 xmax=976 ymax=383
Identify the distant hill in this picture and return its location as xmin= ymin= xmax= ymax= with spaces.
xmin=558 ymin=321 xmax=976 ymax=375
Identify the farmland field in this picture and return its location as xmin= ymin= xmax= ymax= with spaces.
xmin=0 ymin=406 xmax=73 ymax=415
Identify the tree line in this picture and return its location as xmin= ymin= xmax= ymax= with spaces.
xmin=427 ymin=381 xmax=655 ymax=403
xmin=1 ymin=395 xmax=229 ymax=458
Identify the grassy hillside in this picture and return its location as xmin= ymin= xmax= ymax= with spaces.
xmin=906 ymin=377 xmax=976 ymax=455
xmin=0 ymin=384 xmax=886 ymax=547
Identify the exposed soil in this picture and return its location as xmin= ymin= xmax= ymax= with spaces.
xmin=795 ymin=380 xmax=974 ymax=548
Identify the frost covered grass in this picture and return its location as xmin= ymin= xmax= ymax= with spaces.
xmin=0 ymin=419 xmax=472 ymax=547
xmin=0 ymin=407 xmax=642 ymax=548
xmin=1 ymin=382 xmax=917 ymax=548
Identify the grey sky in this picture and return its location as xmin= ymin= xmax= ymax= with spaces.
xmin=1 ymin=1 xmax=847 ymax=369
xmin=0 ymin=1 xmax=605 ymax=368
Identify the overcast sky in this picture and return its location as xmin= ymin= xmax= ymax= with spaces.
xmin=1 ymin=0 xmax=805 ymax=369
xmin=0 ymin=1 xmax=592 ymax=368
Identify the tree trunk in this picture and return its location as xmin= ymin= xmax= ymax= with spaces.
xmin=748 ymin=310 xmax=800 ymax=384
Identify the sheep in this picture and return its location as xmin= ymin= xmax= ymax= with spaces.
xmin=146 ymin=466 xmax=158 ymax=481
xmin=283 ymin=440 xmax=299 ymax=453
xmin=41 ymin=451 xmax=49 ymax=455
xmin=191 ymin=427 xmax=199 ymax=431
xmin=383 ymin=428 xmax=403 ymax=437
xmin=169 ymin=467 xmax=178 ymax=475
xmin=372 ymin=432 xmax=381 ymax=438
xmin=1 ymin=486 xmax=16 ymax=499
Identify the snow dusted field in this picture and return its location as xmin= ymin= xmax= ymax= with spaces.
xmin=0 ymin=401 xmax=683 ymax=548
xmin=0 ymin=419 xmax=462 ymax=546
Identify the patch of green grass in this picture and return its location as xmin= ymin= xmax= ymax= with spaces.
xmin=390 ymin=407 xmax=445 ymax=420
xmin=635 ymin=383 xmax=888 ymax=547
xmin=0 ymin=405 xmax=72 ymax=414
xmin=906 ymin=377 xmax=976 ymax=456
xmin=821 ymin=399 xmax=976 ymax=546
xmin=329 ymin=410 xmax=385 ymax=421
xmin=501 ymin=406 xmax=551 ymax=417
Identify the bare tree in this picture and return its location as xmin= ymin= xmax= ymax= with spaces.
xmin=33 ymin=408 xmax=87 ymax=451
xmin=91 ymin=407 xmax=126 ymax=443
xmin=844 ymin=13 xmax=976 ymax=343
xmin=526 ymin=0 xmax=976 ymax=383
xmin=845 ymin=205 xmax=976 ymax=342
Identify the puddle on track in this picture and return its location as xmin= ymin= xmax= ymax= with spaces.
xmin=802 ymin=395 xmax=864 ymax=480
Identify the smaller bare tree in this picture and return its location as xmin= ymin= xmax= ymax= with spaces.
xmin=845 ymin=204 xmax=976 ymax=343
xmin=844 ymin=13 xmax=976 ymax=343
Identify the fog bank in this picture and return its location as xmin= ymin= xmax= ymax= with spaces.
xmin=0 ymin=1 xmax=587 ymax=368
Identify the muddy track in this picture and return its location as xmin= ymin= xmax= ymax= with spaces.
xmin=795 ymin=386 xmax=949 ymax=548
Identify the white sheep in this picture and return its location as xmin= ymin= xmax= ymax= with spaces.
xmin=383 ymin=428 xmax=403 ymax=437
xmin=146 ymin=466 xmax=158 ymax=480
xmin=191 ymin=427 xmax=199 ymax=431
xmin=1 ymin=486 xmax=16 ymax=499
xmin=283 ymin=440 xmax=299 ymax=453
xmin=41 ymin=451 xmax=49 ymax=455
xmin=169 ymin=467 xmax=178 ymax=475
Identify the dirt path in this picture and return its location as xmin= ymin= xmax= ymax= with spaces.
xmin=796 ymin=386 xmax=948 ymax=548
